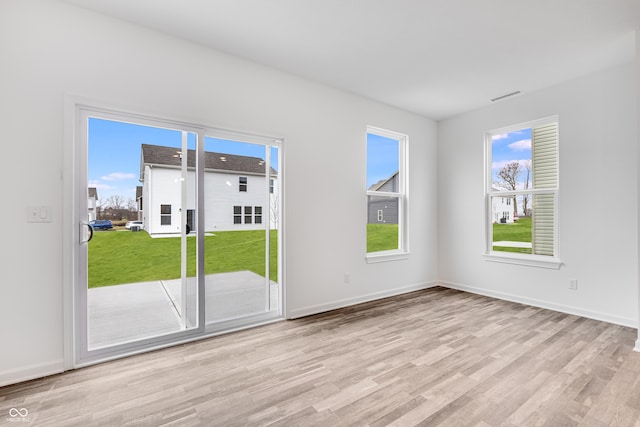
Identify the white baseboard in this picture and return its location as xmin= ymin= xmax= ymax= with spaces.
xmin=0 ymin=360 xmax=64 ymax=388
xmin=635 ymin=338 xmax=640 ymax=353
xmin=288 ymin=281 xmax=438 ymax=319
xmin=439 ymin=280 xmax=637 ymax=328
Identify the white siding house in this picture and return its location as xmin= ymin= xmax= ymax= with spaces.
xmin=140 ymin=144 xmax=277 ymax=236
xmin=87 ymin=187 xmax=98 ymax=222
xmin=491 ymin=188 xmax=515 ymax=224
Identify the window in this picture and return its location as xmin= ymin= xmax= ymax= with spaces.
xmin=269 ymin=179 xmax=274 ymax=194
xmin=160 ymin=204 xmax=171 ymax=225
xmin=233 ymin=206 xmax=242 ymax=224
xmin=255 ymin=206 xmax=262 ymax=224
xmin=366 ymin=126 xmax=408 ymax=262
xmin=244 ymin=206 xmax=252 ymax=224
xmin=239 ymin=176 xmax=247 ymax=192
xmin=485 ymin=116 xmax=560 ymax=269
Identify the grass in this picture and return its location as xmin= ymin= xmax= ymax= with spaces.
xmin=367 ymin=223 xmax=398 ymax=253
xmin=492 ymin=217 xmax=531 ymax=254
xmin=88 ymin=229 xmax=278 ymax=288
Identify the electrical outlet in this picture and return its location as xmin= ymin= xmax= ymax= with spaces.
xmin=344 ymin=273 xmax=350 ymax=284
xmin=569 ymin=279 xmax=578 ymax=290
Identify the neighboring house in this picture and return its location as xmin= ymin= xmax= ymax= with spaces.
xmin=135 ymin=186 xmax=143 ymax=221
xmin=491 ymin=187 xmax=514 ymax=223
xmin=140 ymin=144 xmax=278 ymax=235
xmin=367 ymin=172 xmax=399 ymax=224
xmin=88 ymin=187 xmax=98 ymax=221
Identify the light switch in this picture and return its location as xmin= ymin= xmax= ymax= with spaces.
xmin=26 ymin=206 xmax=52 ymax=223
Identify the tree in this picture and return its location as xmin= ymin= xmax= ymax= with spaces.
xmin=522 ymin=160 xmax=531 ymax=217
xmin=270 ymin=192 xmax=279 ymax=229
xmin=497 ymin=161 xmax=521 ymax=217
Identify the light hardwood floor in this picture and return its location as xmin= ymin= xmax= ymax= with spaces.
xmin=2 ymin=287 xmax=640 ymax=426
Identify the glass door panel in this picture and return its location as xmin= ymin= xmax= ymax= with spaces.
xmin=85 ymin=117 xmax=198 ymax=350
xmin=203 ymin=137 xmax=280 ymax=323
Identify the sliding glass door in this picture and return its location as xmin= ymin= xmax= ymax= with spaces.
xmin=73 ymin=105 xmax=282 ymax=365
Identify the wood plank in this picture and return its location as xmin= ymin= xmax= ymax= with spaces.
xmin=1 ymin=287 xmax=639 ymax=426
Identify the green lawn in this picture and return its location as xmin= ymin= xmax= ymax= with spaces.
xmin=492 ymin=217 xmax=531 ymax=254
xmin=88 ymin=229 xmax=278 ymax=288
xmin=367 ymin=223 xmax=398 ymax=253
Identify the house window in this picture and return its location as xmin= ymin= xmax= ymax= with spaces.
xmin=239 ymin=176 xmax=247 ymax=192
xmin=244 ymin=206 xmax=252 ymax=224
xmin=255 ymin=206 xmax=262 ymax=224
xmin=366 ymin=126 xmax=408 ymax=262
xmin=269 ymin=179 xmax=274 ymax=194
xmin=233 ymin=206 xmax=242 ymax=224
xmin=486 ymin=116 xmax=560 ymax=268
xmin=160 ymin=204 xmax=171 ymax=225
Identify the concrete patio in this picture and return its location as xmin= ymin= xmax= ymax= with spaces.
xmin=88 ymin=270 xmax=279 ymax=349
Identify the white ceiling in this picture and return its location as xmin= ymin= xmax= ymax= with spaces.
xmin=64 ymin=0 xmax=640 ymax=120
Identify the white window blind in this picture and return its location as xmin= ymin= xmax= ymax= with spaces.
xmin=531 ymin=123 xmax=558 ymax=256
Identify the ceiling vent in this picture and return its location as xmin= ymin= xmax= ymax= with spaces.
xmin=490 ymin=91 xmax=521 ymax=102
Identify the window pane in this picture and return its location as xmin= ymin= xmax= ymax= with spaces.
xmin=367 ymin=133 xmax=399 ymax=193
xmin=160 ymin=204 xmax=171 ymax=214
xmin=491 ymin=194 xmax=531 ymax=254
xmin=367 ymin=195 xmax=399 ymax=253
xmin=491 ymin=129 xmax=532 ymax=198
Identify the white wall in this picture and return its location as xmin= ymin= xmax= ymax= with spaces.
xmin=439 ymin=63 xmax=638 ymax=327
xmin=0 ymin=0 xmax=438 ymax=385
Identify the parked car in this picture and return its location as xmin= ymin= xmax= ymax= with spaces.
xmin=125 ymin=220 xmax=143 ymax=230
xmin=89 ymin=220 xmax=113 ymax=230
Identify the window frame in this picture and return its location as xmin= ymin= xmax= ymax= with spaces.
xmin=484 ymin=116 xmax=561 ymax=269
xmin=160 ymin=204 xmax=172 ymax=226
xmin=239 ymin=176 xmax=247 ymax=192
xmin=233 ymin=205 xmax=242 ymax=224
xmin=255 ymin=206 xmax=262 ymax=224
xmin=366 ymin=126 xmax=409 ymax=263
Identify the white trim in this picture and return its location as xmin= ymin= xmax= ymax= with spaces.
xmin=65 ymin=96 xmax=285 ymax=368
xmin=635 ymin=338 xmax=640 ymax=352
xmin=484 ymin=115 xmax=560 ymax=263
xmin=483 ymin=252 xmax=562 ymax=269
xmin=366 ymin=251 xmax=411 ymax=263
xmin=439 ymin=280 xmax=637 ymax=328
xmin=366 ymin=126 xmax=409 ymax=258
xmin=288 ymin=281 xmax=437 ymax=319
xmin=487 ymin=115 xmax=559 ymax=136
xmin=0 ymin=360 xmax=64 ymax=388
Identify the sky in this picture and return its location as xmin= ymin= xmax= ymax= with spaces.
xmin=88 ymin=118 xmax=278 ymax=205
xmin=367 ymin=133 xmax=399 ymax=189
xmin=491 ymin=127 xmax=532 ymax=189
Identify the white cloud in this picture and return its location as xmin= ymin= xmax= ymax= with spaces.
xmin=492 ymin=159 xmax=530 ymax=170
xmin=491 ymin=133 xmax=509 ymax=142
xmin=88 ymin=181 xmax=114 ymax=190
xmin=508 ymin=139 xmax=531 ymax=151
xmin=101 ymin=172 xmax=136 ymax=181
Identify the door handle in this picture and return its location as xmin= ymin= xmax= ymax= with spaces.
xmin=81 ymin=222 xmax=94 ymax=243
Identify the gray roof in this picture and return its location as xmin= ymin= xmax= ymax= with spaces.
xmin=368 ymin=172 xmax=398 ymax=191
xmin=140 ymin=144 xmax=276 ymax=178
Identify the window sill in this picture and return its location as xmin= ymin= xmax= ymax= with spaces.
xmin=483 ymin=252 xmax=562 ymax=269
xmin=366 ymin=251 xmax=410 ymax=264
